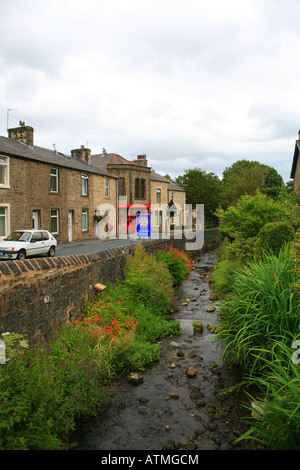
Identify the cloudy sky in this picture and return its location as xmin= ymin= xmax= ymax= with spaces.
xmin=1 ymin=0 xmax=299 ymax=182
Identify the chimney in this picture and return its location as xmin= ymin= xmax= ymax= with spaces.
xmin=8 ymin=121 xmax=34 ymax=146
xmin=71 ymin=145 xmax=91 ymax=163
xmin=135 ymin=154 xmax=148 ymax=167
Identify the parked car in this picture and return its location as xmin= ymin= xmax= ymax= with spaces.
xmin=0 ymin=230 xmax=57 ymax=260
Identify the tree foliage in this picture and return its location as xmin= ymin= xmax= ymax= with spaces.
xmin=174 ymin=168 xmax=221 ymax=226
xmin=221 ymin=159 xmax=284 ymax=208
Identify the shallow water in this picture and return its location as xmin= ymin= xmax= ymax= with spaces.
xmin=74 ymin=250 xmax=255 ymax=451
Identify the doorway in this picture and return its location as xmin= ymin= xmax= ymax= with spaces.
xmin=68 ymin=210 xmax=74 ymax=242
xmin=32 ymin=210 xmax=40 ymax=229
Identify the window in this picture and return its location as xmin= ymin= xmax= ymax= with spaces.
xmin=82 ymin=174 xmax=88 ymax=196
xmin=31 ymin=231 xmax=43 ymax=242
xmin=118 ymin=177 xmax=125 ymax=196
xmin=135 ymin=178 xmax=145 ymax=198
xmin=0 ymin=205 xmax=9 ymax=238
xmin=50 ymin=168 xmax=59 ymax=192
xmin=156 ymin=188 xmax=161 ymax=203
xmin=0 ymin=157 xmax=9 ymax=187
xmin=50 ymin=209 xmax=59 ymax=233
xmin=105 ymin=177 xmax=109 ymax=197
xmin=82 ymin=209 xmax=88 ymax=231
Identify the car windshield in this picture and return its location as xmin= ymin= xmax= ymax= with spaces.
xmin=5 ymin=231 xmax=32 ymax=242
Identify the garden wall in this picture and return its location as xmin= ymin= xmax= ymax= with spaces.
xmin=0 ymin=229 xmax=219 ymax=340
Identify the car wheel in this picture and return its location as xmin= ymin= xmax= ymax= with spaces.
xmin=48 ymin=246 xmax=56 ymax=257
xmin=17 ymin=250 xmax=26 ymax=260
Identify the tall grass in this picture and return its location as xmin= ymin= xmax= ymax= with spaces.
xmin=216 ymin=244 xmax=300 ymax=449
xmin=236 ymin=341 xmax=300 ymax=450
xmin=217 ymin=244 xmax=299 ymax=375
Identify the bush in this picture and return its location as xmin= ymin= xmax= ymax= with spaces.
xmin=155 ymin=245 xmax=193 ymax=285
xmin=216 ymin=192 xmax=290 ymax=241
xmin=212 ymin=259 xmax=244 ymax=297
xmin=256 ymin=221 xmax=295 ymax=256
xmin=124 ymin=243 xmax=174 ymax=315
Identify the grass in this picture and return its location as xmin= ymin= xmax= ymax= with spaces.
xmin=216 ymin=244 xmax=300 ymax=449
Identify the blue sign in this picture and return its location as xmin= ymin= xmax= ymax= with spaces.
xmin=136 ymin=214 xmax=151 ymax=237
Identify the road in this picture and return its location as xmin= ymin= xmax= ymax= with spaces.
xmin=56 ymin=236 xmax=147 ymax=257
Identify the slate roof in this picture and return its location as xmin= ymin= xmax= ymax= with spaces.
xmin=150 ymin=171 xmax=185 ymax=192
xmin=0 ymin=136 xmax=118 ymax=178
xmin=91 ymin=153 xmax=145 ymax=169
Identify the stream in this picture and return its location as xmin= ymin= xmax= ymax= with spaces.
xmin=74 ymin=250 xmax=256 ymax=451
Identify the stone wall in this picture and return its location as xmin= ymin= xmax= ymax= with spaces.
xmin=0 ymin=229 xmax=219 ymax=340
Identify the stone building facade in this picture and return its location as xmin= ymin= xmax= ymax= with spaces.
xmin=0 ymin=123 xmax=118 ymax=243
xmin=91 ymin=151 xmax=186 ymax=233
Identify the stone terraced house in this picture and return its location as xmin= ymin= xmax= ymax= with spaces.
xmin=0 ymin=122 xmax=118 ymax=243
xmin=0 ymin=122 xmax=186 ymax=243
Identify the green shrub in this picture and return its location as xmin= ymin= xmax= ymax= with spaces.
xmin=256 ymin=221 xmax=295 ymax=256
xmin=211 ymin=259 xmax=244 ymax=296
xmin=216 ymin=192 xmax=291 ymax=241
xmin=124 ymin=243 xmax=174 ymax=315
xmin=155 ymin=245 xmax=192 ymax=285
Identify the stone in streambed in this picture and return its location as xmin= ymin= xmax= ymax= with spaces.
xmin=187 ymin=366 xmax=197 ymax=377
xmin=128 ymin=372 xmax=144 ymax=385
xmin=193 ymin=321 xmax=203 ymax=334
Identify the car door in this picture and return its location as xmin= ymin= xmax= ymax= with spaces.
xmin=28 ymin=231 xmax=45 ymax=257
xmin=41 ymin=231 xmax=51 ymax=253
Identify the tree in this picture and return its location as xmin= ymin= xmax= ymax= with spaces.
xmin=221 ymin=159 xmax=284 ymax=208
xmin=175 ymin=168 xmax=221 ymax=226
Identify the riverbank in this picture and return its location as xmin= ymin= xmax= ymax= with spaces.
xmin=74 ymin=250 xmax=257 ymax=451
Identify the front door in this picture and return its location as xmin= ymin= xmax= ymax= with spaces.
xmin=32 ymin=210 xmax=40 ymax=229
xmin=68 ymin=210 xmax=73 ymax=242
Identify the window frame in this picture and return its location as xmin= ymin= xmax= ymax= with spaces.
xmin=82 ymin=174 xmax=88 ymax=196
xmin=105 ymin=177 xmax=109 ymax=197
xmin=156 ymin=187 xmax=161 ymax=203
xmin=135 ymin=178 xmax=145 ymax=198
xmin=0 ymin=204 xmax=10 ymax=239
xmin=50 ymin=167 xmax=59 ymax=193
xmin=0 ymin=156 xmax=10 ymax=188
xmin=50 ymin=208 xmax=59 ymax=234
xmin=118 ymin=177 xmax=125 ymax=196
xmin=82 ymin=208 xmax=88 ymax=231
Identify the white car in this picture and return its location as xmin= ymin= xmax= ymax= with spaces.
xmin=0 ymin=230 xmax=57 ymax=260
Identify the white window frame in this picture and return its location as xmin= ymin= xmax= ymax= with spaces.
xmin=50 ymin=167 xmax=59 ymax=193
xmin=156 ymin=187 xmax=161 ymax=203
xmin=105 ymin=177 xmax=109 ymax=197
xmin=0 ymin=204 xmax=10 ymax=240
xmin=50 ymin=209 xmax=59 ymax=234
xmin=82 ymin=209 xmax=88 ymax=231
xmin=0 ymin=156 xmax=10 ymax=188
xmin=82 ymin=174 xmax=88 ymax=196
